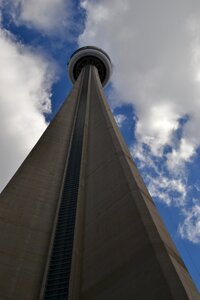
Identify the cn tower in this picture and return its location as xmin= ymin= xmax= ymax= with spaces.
xmin=0 ymin=47 xmax=198 ymax=299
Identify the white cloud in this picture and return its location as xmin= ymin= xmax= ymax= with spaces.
xmin=79 ymin=0 xmax=200 ymax=168
xmin=114 ymin=113 xmax=126 ymax=128
xmin=178 ymin=205 xmax=200 ymax=243
xmin=135 ymin=104 xmax=179 ymax=156
xmin=147 ymin=175 xmax=187 ymax=206
xmin=167 ymin=138 xmax=196 ymax=170
xmin=3 ymin=0 xmax=73 ymax=33
xmin=131 ymin=144 xmax=187 ymax=207
xmin=0 ymin=28 xmax=54 ymax=191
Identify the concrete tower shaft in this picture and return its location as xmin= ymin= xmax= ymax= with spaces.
xmin=0 ymin=47 xmax=198 ymax=300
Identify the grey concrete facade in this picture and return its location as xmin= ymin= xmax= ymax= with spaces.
xmin=0 ymin=73 xmax=84 ymax=299
xmin=0 ymin=65 xmax=199 ymax=299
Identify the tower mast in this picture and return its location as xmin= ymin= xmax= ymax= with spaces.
xmin=0 ymin=47 xmax=198 ymax=300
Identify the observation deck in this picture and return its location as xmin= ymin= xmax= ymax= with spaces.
xmin=68 ymin=46 xmax=112 ymax=87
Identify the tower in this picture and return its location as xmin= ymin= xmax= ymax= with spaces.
xmin=0 ymin=46 xmax=198 ymax=299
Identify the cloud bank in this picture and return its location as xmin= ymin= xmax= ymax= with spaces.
xmin=79 ymin=0 xmax=200 ymax=243
xmin=0 ymin=28 xmax=54 ymax=190
xmin=3 ymin=0 xmax=73 ymax=34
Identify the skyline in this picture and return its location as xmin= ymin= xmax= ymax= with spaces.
xmin=0 ymin=0 xmax=199 ymax=291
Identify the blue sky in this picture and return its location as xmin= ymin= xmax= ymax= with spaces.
xmin=0 ymin=0 xmax=200 ymax=291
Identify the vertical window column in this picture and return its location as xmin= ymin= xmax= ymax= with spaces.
xmin=43 ymin=65 xmax=91 ymax=300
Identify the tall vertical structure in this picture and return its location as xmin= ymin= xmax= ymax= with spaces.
xmin=0 ymin=46 xmax=199 ymax=300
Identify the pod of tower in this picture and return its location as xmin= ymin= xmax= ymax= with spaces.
xmin=68 ymin=46 xmax=112 ymax=87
